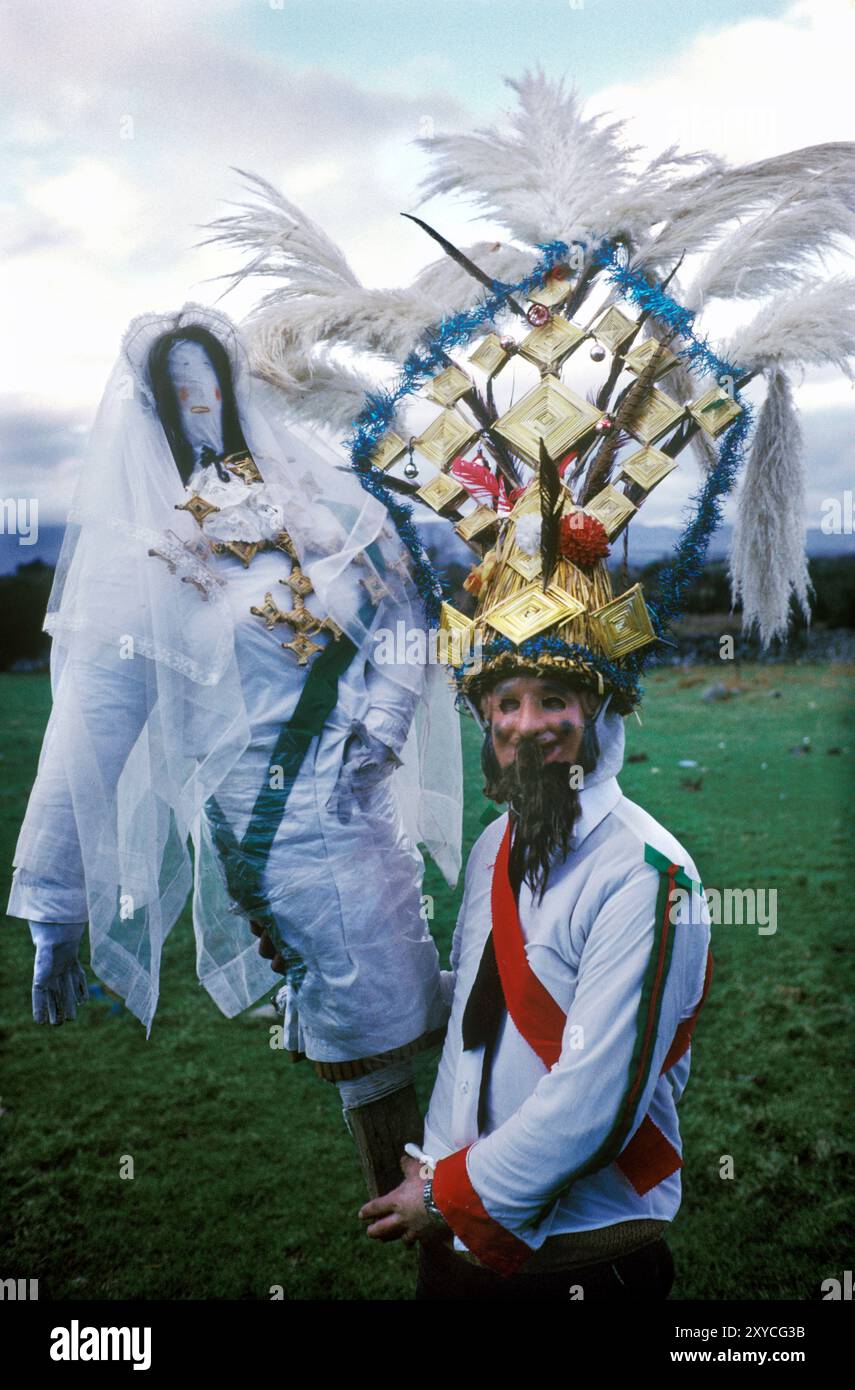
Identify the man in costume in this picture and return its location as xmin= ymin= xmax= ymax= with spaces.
xmin=359 ymin=478 xmax=713 ymax=1299
xmin=7 ymin=304 xmax=462 ymax=1190
xmin=194 ymin=69 xmax=851 ymax=1292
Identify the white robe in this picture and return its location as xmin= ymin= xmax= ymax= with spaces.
xmin=8 ymin=540 xmax=448 ymax=1062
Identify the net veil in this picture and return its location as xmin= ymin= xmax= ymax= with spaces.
xmin=15 ymin=304 xmax=462 ymax=1034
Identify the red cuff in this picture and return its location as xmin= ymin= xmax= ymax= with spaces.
xmin=432 ymin=1146 xmax=533 ymax=1277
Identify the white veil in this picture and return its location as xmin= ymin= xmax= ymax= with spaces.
xmin=15 ymin=304 xmax=462 ymax=1033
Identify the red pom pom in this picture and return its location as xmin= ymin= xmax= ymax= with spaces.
xmin=559 ymin=512 xmax=611 ymax=566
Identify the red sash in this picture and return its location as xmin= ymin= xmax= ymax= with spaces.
xmin=489 ymin=819 xmax=713 ymax=1197
xmin=490 ymin=820 xmax=568 ymax=1070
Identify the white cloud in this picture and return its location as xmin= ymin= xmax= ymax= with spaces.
xmin=25 ymin=159 xmax=148 ymax=260
xmin=1 ymin=0 xmax=853 ymax=527
xmin=584 ymin=0 xmax=855 ymax=417
xmin=0 ymin=2 xmax=470 ymax=409
xmin=588 ymin=0 xmax=854 ymax=166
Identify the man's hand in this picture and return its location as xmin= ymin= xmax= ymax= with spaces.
xmin=358 ymin=1154 xmax=441 ymax=1249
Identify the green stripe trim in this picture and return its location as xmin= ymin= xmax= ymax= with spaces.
xmin=246 ymin=635 xmax=357 ymax=862
xmin=205 ymin=634 xmax=358 ymax=957
xmin=644 ymin=841 xmax=704 ymax=897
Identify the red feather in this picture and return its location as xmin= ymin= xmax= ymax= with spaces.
xmin=450 ymin=454 xmax=501 ymax=510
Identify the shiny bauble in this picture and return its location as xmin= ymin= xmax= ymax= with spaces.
xmin=525 ymin=303 xmax=551 ymax=328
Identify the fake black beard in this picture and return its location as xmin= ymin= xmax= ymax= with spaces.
xmin=490 ymin=738 xmax=583 ymax=902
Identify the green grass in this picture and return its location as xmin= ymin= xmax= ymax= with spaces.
xmin=1 ymin=665 xmax=852 ymax=1300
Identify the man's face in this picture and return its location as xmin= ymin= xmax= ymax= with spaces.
xmin=482 ymin=675 xmax=589 ymax=770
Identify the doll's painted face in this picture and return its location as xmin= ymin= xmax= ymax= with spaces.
xmin=167 ymin=339 xmax=224 ymax=460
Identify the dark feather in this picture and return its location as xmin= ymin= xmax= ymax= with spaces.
xmin=400 ymin=213 xmax=528 ymax=319
xmin=539 ymin=437 xmax=562 ymax=588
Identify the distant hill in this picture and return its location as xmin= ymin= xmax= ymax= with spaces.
xmin=625 ymin=523 xmax=855 ymax=563
xmin=0 ymin=524 xmax=65 ymax=575
xmin=417 ymin=514 xmax=855 ymax=570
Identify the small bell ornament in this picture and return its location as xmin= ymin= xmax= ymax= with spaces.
xmin=404 ymin=438 xmax=419 ymax=478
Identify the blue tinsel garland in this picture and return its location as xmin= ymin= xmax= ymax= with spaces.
xmin=343 ymin=235 xmax=755 ymax=701
xmin=591 ymin=243 xmax=742 ymax=380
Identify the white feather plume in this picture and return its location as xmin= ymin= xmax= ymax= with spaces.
xmin=248 ymin=311 xmax=381 ymax=435
xmin=205 ymin=170 xmax=532 ymax=362
xmin=632 ymin=142 xmax=855 ymax=275
xmin=723 ymin=276 xmax=855 ymax=380
xmin=729 ymin=368 xmax=811 ymax=645
xmin=684 ymin=195 xmax=855 ymax=308
xmin=203 ymin=168 xmax=362 ymax=296
xmin=416 ymin=67 xmax=717 ymax=252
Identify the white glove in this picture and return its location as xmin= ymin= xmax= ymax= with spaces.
xmin=29 ymin=922 xmax=88 ymax=1025
xmin=326 ymin=724 xmax=401 ymax=824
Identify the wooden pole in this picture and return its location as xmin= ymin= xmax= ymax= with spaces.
xmin=257 ymin=928 xmax=434 ymax=1199
xmin=343 ymin=1084 xmax=425 ymax=1198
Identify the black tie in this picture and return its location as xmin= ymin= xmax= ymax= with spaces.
xmin=462 ymin=815 xmax=523 ymax=1058
xmin=462 ymin=929 xmax=504 ymax=1055
xmin=461 ymin=929 xmax=506 ymax=1133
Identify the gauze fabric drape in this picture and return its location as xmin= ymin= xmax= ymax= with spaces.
xmin=9 ymin=304 xmax=462 ymax=1048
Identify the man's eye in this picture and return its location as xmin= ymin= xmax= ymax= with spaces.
xmin=542 ymin=697 xmax=567 ymax=711
xmin=498 ymin=699 xmax=519 ymax=713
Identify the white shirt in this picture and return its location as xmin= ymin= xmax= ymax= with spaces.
xmin=423 ymin=777 xmax=711 ymax=1274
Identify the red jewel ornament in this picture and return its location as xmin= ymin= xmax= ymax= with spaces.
xmin=499 ymin=336 xmax=517 ymax=352
xmin=526 ymin=303 xmax=551 ymax=327
xmin=559 ymin=512 xmax=611 ymax=567
xmin=594 ymin=415 xmax=613 ymax=433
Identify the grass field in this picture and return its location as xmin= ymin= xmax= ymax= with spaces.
xmin=1 ymin=664 xmax=852 ymax=1300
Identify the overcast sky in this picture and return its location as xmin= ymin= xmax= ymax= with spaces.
xmin=1 ymin=0 xmax=853 ymax=536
